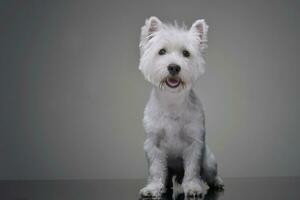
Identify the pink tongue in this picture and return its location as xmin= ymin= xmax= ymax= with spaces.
xmin=169 ymin=78 xmax=178 ymax=84
xmin=168 ymin=78 xmax=178 ymax=86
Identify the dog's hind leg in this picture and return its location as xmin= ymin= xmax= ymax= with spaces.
xmin=201 ymin=145 xmax=224 ymax=189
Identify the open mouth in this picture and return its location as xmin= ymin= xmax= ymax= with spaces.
xmin=165 ymin=77 xmax=181 ymax=88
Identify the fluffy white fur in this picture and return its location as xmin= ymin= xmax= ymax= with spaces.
xmin=139 ymin=17 xmax=224 ymax=198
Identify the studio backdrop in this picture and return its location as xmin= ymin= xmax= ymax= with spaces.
xmin=0 ymin=0 xmax=299 ymax=180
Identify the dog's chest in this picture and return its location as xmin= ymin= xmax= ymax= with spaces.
xmin=158 ymin=115 xmax=190 ymax=157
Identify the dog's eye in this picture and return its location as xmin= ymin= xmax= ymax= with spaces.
xmin=158 ymin=48 xmax=167 ymax=55
xmin=182 ymin=50 xmax=190 ymax=57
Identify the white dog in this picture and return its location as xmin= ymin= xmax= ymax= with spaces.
xmin=138 ymin=17 xmax=224 ymax=198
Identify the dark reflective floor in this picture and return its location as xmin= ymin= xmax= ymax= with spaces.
xmin=0 ymin=177 xmax=299 ymax=200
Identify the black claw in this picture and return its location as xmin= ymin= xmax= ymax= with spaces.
xmin=187 ymin=192 xmax=203 ymax=199
xmin=140 ymin=193 xmax=163 ymax=200
xmin=214 ymin=185 xmax=224 ymax=191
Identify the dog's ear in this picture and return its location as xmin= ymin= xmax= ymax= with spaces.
xmin=145 ymin=16 xmax=162 ymax=36
xmin=190 ymin=19 xmax=209 ymax=50
xmin=140 ymin=17 xmax=162 ymax=49
xmin=141 ymin=16 xmax=162 ymax=39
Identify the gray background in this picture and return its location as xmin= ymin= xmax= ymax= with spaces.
xmin=0 ymin=0 xmax=299 ymax=180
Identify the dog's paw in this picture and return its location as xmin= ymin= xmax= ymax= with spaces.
xmin=213 ymin=176 xmax=224 ymax=190
xmin=140 ymin=182 xmax=165 ymax=198
xmin=182 ymin=180 xmax=203 ymax=198
xmin=209 ymin=176 xmax=224 ymax=190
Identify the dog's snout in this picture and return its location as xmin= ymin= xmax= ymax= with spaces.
xmin=168 ymin=64 xmax=181 ymax=76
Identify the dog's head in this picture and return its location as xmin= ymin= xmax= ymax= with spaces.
xmin=138 ymin=16 xmax=209 ymax=92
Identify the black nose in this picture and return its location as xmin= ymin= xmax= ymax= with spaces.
xmin=168 ymin=64 xmax=181 ymax=76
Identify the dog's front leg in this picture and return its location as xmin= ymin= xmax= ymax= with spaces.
xmin=140 ymin=138 xmax=167 ymax=197
xmin=182 ymin=139 xmax=204 ymax=197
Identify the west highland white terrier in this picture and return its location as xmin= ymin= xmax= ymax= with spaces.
xmin=138 ymin=17 xmax=224 ymax=198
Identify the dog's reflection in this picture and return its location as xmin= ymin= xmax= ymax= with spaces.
xmin=140 ymin=188 xmax=224 ymax=200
